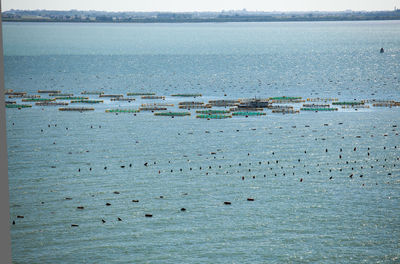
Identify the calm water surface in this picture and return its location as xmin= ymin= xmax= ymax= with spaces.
xmin=4 ymin=21 xmax=400 ymax=263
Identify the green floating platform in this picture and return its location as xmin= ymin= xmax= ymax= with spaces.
xmin=171 ymin=94 xmax=202 ymax=97
xmin=22 ymin=98 xmax=54 ymax=102
xmin=6 ymin=104 xmax=32 ymax=108
xmin=332 ymin=102 xmax=364 ymax=105
xmin=196 ymin=114 xmax=231 ymax=119
xmin=56 ymin=97 xmax=89 ymax=100
xmin=301 ymin=107 xmax=338 ymax=111
xmin=127 ymin=92 xmax=155 ymax=96
xmin=71 ymin=100 xmax=103 ymax=104
xmin=196 ymin=110 xmax=230 ymax=114
xmin=105 ymin=109 xmax=140 ymax=113
xmin=232 ymin=112 xmax=266 ymax=116
xmin=154 ymin=112 xmax=191 ymax=116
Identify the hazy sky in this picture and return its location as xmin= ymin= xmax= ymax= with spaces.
xmin=2 ymin=0 xmax=399 ymax=12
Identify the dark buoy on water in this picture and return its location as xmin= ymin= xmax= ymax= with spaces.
xmin=380 ymin=47 xmax=384 ymax=53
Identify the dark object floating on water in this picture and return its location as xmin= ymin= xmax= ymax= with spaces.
xmin=77 ymin=206 xmax=84 ymax=209
xmin=380 ymin=48 xmax=384 ymax=53
xmin=132 ymin=200 xmax=139 ymax=202
xmin=145 ymin=214 xmax=153 ymax=217
xmin=113 ymin=191 xmax=120 ymax=194
xmin=118 ymin=217 xmax=122 ymax=221
xmin=224 ymin=201 xmax=231 ymax=205
xmin=181 ymin=208 xmax=186 ymax=211
xmin=65 ymin=197 xmax=72 ymax=200
xmin=102 ymin=219 xmax=106 ymax=223
xmin=106 ymin=203 xmax=111 ymax=206
xmin=247 ymin=198 xmax=255 ymax=201
xmin=71 ymin=224 xmax=79 ymax=227
xmin=12 ymin=221 xmax=15 ymax=225
xmin=17 ymin=215 xmax=24 ymax=219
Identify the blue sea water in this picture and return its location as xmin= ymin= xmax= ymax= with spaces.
xmin=3 ymin=21 xmax=400 ymax=263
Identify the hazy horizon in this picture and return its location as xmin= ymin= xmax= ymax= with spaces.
xmin=2 ymin=0 xmax=399 ymax=12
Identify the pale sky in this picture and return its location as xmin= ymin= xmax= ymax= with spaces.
xmin=2 ymin=0 xmax=399 ymax=12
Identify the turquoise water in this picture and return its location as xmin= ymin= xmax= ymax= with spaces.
xmin=4 ymin=21 xmax=400 ymax=263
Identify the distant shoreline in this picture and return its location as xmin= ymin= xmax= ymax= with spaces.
xmin=3 ymin=17 xmax=400 ymax=23
xmin=3 ymin=9 xmax=400 ymax=23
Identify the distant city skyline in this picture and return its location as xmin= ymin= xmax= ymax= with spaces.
xmin=2 ymin=0 xmax=399 ymax=12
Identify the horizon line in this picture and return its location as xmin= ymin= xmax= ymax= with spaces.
xmin=2 ymin=8 xmax=398 ymax=13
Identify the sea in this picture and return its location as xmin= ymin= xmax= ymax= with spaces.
xmin=3 ymin=21 xmax=400 ymax=263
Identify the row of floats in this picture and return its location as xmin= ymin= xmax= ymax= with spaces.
xmin=4 ymin=90 xmax=400 ymax=116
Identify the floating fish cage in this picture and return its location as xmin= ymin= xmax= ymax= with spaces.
xmin=302 ymin=104 xmax=331 ymax=108
xmin=332 ymin=101 xmax=364 ymax=105
xmin=373 ymin=102 xmax=400 ymax=107
xmin=141 ymin=103 xmax=174 ymax=107
xmin=49 ymin=93 xmax=73 ymax=96
xmin=267 ymin=105 xmax=294 ymax=110
xmin=301 ymin=107 xmax=338 ymax=111
xmin=179 ymin=104 xmax=212 ymax=109
xmin=99 ymin=94 xmax=124 ymax=98
xmin=196 ymin=114 xmax=232 ymax=119
xmin=141 ymin=95 xmax=165 ymax=99
xmin=105 ymin=109 xmax=140 ymax=113
xmin=110 ymin=98 xmax=136 ymax=101
xmin=341 ymin=105 xmax=370 ymax=108
xmin=81 ymin=91 xmax=104 ymax=95
xmin=71 ymin=100 xmax=103 ymax=104
xmin=35 ymin=102 xmax=69 ymax=106
xmin=4 ymin=91 xmax=26 ymax=96
xmin=306 ymin=98 xmax=338 ymax=102
xmin=269 ymin=99 xmax=305 ymax=103
xmin=231 ymin=107 xmax=264 ymax=111
xmin=269 ymin=96 xmax=302 ymax=100
xmin=22 ymin=98 xmax=55 ymax=102
xmin=196 ymin=110 xmax=231 ymax=114
xmin=208 ymin=100 xmax=239 ymax=107
xmin=139 ymin=107 xmax=167 ymax=111
xmin=8 ymin=94 xmax=41 ymax=99
xmin=59 ymin=107 xmax=95 ymax=111
xmin=365 ymin=99 xmax=394 ymax=103
xmin=178 ymin=101 xmax=205 ymax=106
xmin=6 ymin=104 xmax=32 ymax=108
xmin=38 ymin=90 xmax=61 ymax=94
xmin=271 ymin=109 xmax=300 ymax=114
xmin=56 ymin=96 xmax=89 ymax=100
xmin=23 ymin=95 xmax=41 ymax=99
xmin=232 ymin=112 xmax=267 ymax=116
xmin=171 ymin=94 xmax=202 ymax=97
xmin=154 ymin=112 xmax=191 ymax=116
xmin=127 ymin=92 xmax=156 ymax=96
